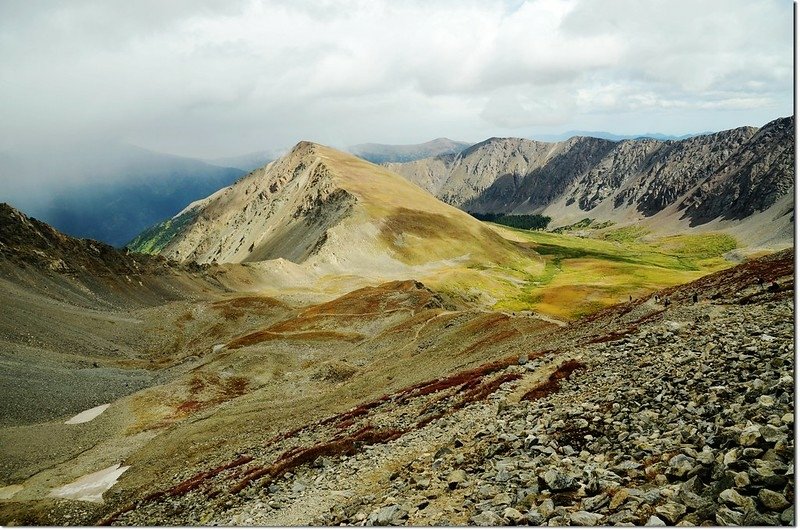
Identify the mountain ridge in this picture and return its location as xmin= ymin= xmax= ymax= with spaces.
xmin=131 ymin=142 xmax=524 ymax=278
xmin=348 ymin=137 xmax=472 ymax=164
xmin=387 ymin=117 xmax=794 ymax=247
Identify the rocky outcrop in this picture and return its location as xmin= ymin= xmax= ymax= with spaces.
xmin=680 ymin=117 xmax=795 ymax=225
xmin=388 ymin=117 xmax=794 ymax=244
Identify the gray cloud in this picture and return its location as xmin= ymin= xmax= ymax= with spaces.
xmin=0 ymin=0 xmax=792 ymax=165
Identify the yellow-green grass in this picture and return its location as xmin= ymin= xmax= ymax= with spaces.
xmin=484 ymin=225 xmax=738 ymax=320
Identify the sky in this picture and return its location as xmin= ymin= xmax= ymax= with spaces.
xmin=0 ymin=0 xmax=794 ymax=160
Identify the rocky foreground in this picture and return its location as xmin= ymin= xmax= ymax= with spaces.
xmin=104 ymin=250 xmax=794 ymax=527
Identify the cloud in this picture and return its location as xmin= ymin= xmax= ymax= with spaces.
xmin=0 ymin=0 xmax=792 ymax=161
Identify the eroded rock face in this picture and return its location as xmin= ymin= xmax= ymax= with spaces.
xmin=387 ymin=117 xmax=794 ymax=238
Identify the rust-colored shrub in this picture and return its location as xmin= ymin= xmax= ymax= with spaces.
xmin=521 ymin=359 xmax=586 ymax=402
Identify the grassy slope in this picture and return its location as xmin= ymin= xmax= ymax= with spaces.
xmin=126 ymin=209 xmax=199 ymax=254
xmin=480 ymin=224 xmax=737 ymax=319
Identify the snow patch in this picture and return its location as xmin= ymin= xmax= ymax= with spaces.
xmin=49 ymin=464 xmax=129 ymax=503
xmin=65 ymin=403 xmax=110 ymax=424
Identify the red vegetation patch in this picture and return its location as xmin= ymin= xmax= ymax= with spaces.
xmin=416 ymin=411 xmax=446 ymax=429
xmin=176 ymin=400 xmax=203 ymax=414
xmin=230 ymin=426 xmax=407 ymax=494
xmin=166 ymin=454 xmax=254 ymax=497
xmin=97 ymin=454 xmax=254 ymax=525
xmin=521 ymin=359 xmax=587 ymax=402
xmin=455 ymin=372 xmax=522 ymax=409
xmin=227 ymin=329 xmax=363 ymax=349
xmin=397 ymin=354 xmax=520 ymax=402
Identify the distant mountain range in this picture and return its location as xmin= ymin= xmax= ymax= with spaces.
xmin=0 ymin=122 xmax=790 ymax=250
xmin=530 ymin=130 xmax=709 ymax=142
xmin=386 ymin=117 xmax=794 ymax=248
xmin=348 ymin=137 xmax=472 ymax=164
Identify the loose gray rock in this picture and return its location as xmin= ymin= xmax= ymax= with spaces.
xmin=570 ymin=510 xmax=603 ymax=526
xmin=369 ymin=505 xmax=407 ymax=526
xmin=655 ymin=501 xmax=687 ymax=524
xmin=758 ymin=488 xmax=790 ymax=511
xmin=667 ymin=454 xmax=695 ymax=478
xmin=645 ymin=514 xmax=667 ymax=526
xmin=541 ymin=468 xmax=575 ymax=491
xmin=470 ymin=510 xmax=504 ymax=526
xmin=502 ymin=507 xmax=525 ymax=525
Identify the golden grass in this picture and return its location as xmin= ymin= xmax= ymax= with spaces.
xmin=486 ymin=224 xmax=740 ymax=320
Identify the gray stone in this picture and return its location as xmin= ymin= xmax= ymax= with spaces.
xmin=741 ymin=447 xmax=763 ymax=459
xmin=655 ymin=502 xmax=687 ymax=524
xmin=760 ymin=424 xmax=786 ymax=443
xmin=537 ymin=498 xmax=555 ymax=519
xmin=413 ymin=475 xmax=431 ymax=489
xmin=696 ymin=450 xmax=715 ymax=465
xmin=503 ymin=507 xmax=525 ymax=525
xmin=609 ymin=489 xmax=629 ymax=510
xmin=492 ymin=492 xmax=514 ymax=506
xmin=370 ymin=505 xmax=408 ymax=526
xmin=470 ymin=510 xmax=504 ymax=526
xmin=581 ymin=493 xmax=609 ymax=512
xmin=723 ymin=449 xmax=739 ymax=467
xmin=605 ymin=510 xmax=636 ymax=525
xmin=645 ymin=515 xmax=667 ymax=526
xmin=541 ymin=469 xmax=576 ymax=491
xmin=494 ymin=468 xmax=511 ymax=483
xmin=780 ymin=506 xmax=794 ymax=525
xmin=758 ymin=488 xmax=789 ymax=511
xmin=667 ymin=454 xmax=695 ymax=478
xmin=720 ymin=488 xmax=756 ymax=512
xmin=733 ymin=471 xmax=750 ymax=488
xmin=715 ymin=507 xmax=744 ymax=526
xmin=525 ymin=508 xmax=544 ymax=525
xmin=570 ymin=511 xmax=603 ymax=526
xmin=739 ymin=424 xmax=762 ymax=446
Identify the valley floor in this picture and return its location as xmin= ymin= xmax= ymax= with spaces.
xmin=106 ymin=251 xmax=794 ymax=527
xmin=0 ymin=248 xmax=793 ymax=527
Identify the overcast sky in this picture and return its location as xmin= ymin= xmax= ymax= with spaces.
xmin=0 ymin=0 xmax=793 ymax=159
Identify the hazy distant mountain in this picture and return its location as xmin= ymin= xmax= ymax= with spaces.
xmin=348 ymin=137 xmax=472 ymax=164
xmin=531 ymin=130 xmax=707 ymax=142
xmin=206 ymin=149 xmax=286 ymax=172
xmin=0 ymin=143 xmax=245 ymax=247
xmin=387 ymin=117 xmax=794 ymax=247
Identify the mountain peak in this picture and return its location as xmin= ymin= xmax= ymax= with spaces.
xmin=131 ymin=144 xmax=519 ymax=271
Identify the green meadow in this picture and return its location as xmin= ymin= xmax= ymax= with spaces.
xmin=480 ymin=224 xmax=738 ymax=320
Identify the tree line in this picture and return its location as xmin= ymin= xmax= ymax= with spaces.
xmin=468 ymin=212 xmax=551 ymax=230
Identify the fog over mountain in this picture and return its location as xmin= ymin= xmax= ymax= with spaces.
xmin=0 ymin=141 xmax=244 ymax=246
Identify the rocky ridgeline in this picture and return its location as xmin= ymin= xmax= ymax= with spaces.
xmin=107 ymin=252 xmax=793 ymax=526
xmin=298 ymin=299 xmax=793 ymax=527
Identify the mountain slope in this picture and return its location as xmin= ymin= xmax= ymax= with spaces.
xmin=131 ymin=142 xmax=524 ymax=274
xmin=0 ymin=143 xmax=245 ymax=247
xmin=387 ymin=117 xmax=794 ymax=247
xmin=349 ymin=138 xmax=472 ymax=164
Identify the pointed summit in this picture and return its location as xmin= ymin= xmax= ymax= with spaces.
xmin=130 ymin=143 xmax=522 ymax=274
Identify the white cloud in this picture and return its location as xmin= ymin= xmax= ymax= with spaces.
xmin=0 ymin=0 xmax=792 ymax=160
